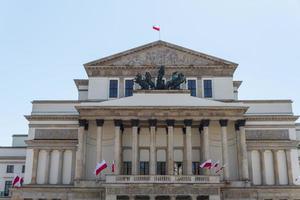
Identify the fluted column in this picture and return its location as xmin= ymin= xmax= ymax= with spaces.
xmin=237 ymin=119 xmax=249 ymax=180
xmin=131 ymin=119 xmax=139 ymax=175
xmin=149 ymin=119 xmax=157 ymax=175
xmin=259 ymin=149 xmax=266 ymax=185
xmin=220 ymin=119 xmax=229 ymax=180
xmin=31 ymin=148 xmax=39 ymax=184
xmin=166 ymin=119 xmax=175 ymax=175
xmin=114 ymin=120 xmax=123 ymax=175
xmin=96 ymin=119 xmax=104 ymax=163
xmin=71 ymin=149 xmax=76 ymax=183
xmin=57 ymin=149 xmax=64 ymax=184
xmin=44 ymin=149 xmax=51 ymax=184
xmin=75 ymin=119 xmax=86 ymax=180
xmin=285 ymin=149 xmax=293 ymax=185
xmin=184 ymin=119 xmax=193 ymax=175
xmin=272 ymin=149 xmax=279 ymax=185
xmin=201 ymin=119 xmax=210 ymax=175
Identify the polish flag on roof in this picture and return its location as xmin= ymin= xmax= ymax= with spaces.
xmin=200 ymin=160 xmax=213 ymax=169
xmin=212 ymin=161 xmax=220 ymax=169
xmin=94 ymin=160 xmax=107 ymax=176
xmin=152 ymin=25 xmax=160 ymax=31
xmin=111 ymin=160 xmax=115 ymax=173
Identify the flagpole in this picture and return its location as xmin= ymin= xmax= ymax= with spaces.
xmin=159 ymin=29 xmax=161 ymax=40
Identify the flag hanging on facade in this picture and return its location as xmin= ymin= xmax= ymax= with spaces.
xmin=212 ymin=161 xmax=220 ymax=169
xmin=112 ymin=160 xmax=115 ymax=173
xmin=152 ymin=25 xmax=160 ymax=31
xmin=94 ymin=160 xmax=107 ymax=176
xmin=12 ymin=175 xmax=22 ymax=188
xmin=200 ymin=159 xmax=213 ymax=169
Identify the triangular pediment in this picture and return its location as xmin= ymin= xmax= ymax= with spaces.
xmin=84 ymin=40 xmax=237 ymax=67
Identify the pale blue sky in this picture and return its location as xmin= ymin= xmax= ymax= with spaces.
xmin=0 ymin=0 xmax=299 ymax=146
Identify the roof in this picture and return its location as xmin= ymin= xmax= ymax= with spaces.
xmin=84 ymin=40 xmax=238 ymax=67
xmin=79 ymin=91 xmax=246 ymax=109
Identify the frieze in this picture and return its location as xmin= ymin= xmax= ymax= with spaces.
xmin=106 ymin=185 xmax=218 ymax=195
xmin=245 ymin=129 xmax=289 ymax=140
xmin=35 ymin=129 xmax=78 ymax=140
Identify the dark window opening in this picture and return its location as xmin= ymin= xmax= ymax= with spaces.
xmin=109 ymin=80 xmax=118 ymax=98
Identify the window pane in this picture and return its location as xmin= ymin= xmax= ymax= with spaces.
xmin=122 ymin=162 xmax=132 ymax=175
xmin=125 ymin=80 xmax=134 ymax=97
xmin=203 ymin=80 xmax=212 ymax=98
xmin=192 ymin=162 xmax=200 ymax=175
xmin=6 ymin=165 xmax=14 ymax=173
xmin=140 ymin=162 xmax=149 ymax=175
xmin=109 ymin=80 xmax=118 ymax=98
xmin=4 ymin=181 xmax=12 ymax=196
xmin=187 ymin=80 xmax=196 ymax=97
xmin=156 ymin=162 xmax=166 ymax=175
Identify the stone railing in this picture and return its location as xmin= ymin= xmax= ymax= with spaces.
xmin=106 ymin=175 xmax=220 ymax=184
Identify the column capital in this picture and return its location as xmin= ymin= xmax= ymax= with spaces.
xmin=131 ymin=119 xmax=140 ymax=127
xmin=166 ymin=119 xmax=175 ymax=126
xmin=234 ymin=123 xmax=240 ymax=131
xmin=237 ymin=119 xmax=246 ymax=127
xmin=198 ymin=125 xmax=203 ymax=134
xmin=148 ymin=119 xmax=157 ymax=127
xmin=114 ymin=119 xmax=123 ymax=127
xmin=219 ymin=119 xmax=228 ymax=127
xmin=96 ymin=119 xmax=104 ymax=127
xmin=78 ymin=119 xmax=87 ymax=127
xmin=201 ymin=119 xmax=210 ymax=127
xmin=184 ymin=119 xmax=193 ymax=126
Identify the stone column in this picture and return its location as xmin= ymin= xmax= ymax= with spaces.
xmin=201 ymin=119 xmax=210 ymax=175
xmin=114 ymin=119 xmax=123 ymax=175
xmin=219 ymin=119 xmax=229 ymax=180
xmin=285 ymin=149 xmax=293 ymax=185
xmin=44 ymin=149 xmax=51 ymax=184
xmin=272 ymin=149 xmax=279 ymax=185
xmin=75 ymin=119 xmax=86 ymax=180
xmin=96 ymin=119 xmax=104 ymax=163
xmin=31 ymin=148 xmax=39 ymax=184
xmin=235 ymin=123 xmax=242 ymax=180
xmin=184 ymin=119 xmax=193 ymax=175
xmin=71 ymin=149 xmax=76 ymax=183
xmin=149 ymin=119 xmax=157 ymax=175
xmin=57 ymin=149 xmax=64 ymax=184
xmin=131 ymin=119 xmax=139 ymax=175
xmin=166 ymin=119 xmax=175 ymax=175
xmin=238 ymin=120 xmax=249 ymax=180
xmin=259 ymin=149 xmax=266 ymax=185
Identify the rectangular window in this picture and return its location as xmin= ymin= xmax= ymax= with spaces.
xmin=139 ymin=162 xmax=149 ymax=175
xmin=122 ymin=162 xmax=132 ymax=175
xmin=4 ymin=180 xmax=12 ymax=196
xmin=125 ymin=79 xmax=134 ymax=97
xmin=203 ymin=79 xmax=212 ymax=98
xmin=6 ymin=165 xmax=14 ymax=173
xmin=156 ymin=162 xmax=166 ymax=175
xmin=174 ymin=162 xmax=183 ymax=175
xmin=22 ymin=165 xmax=25 ymax=173
xmin=192 ymin=162 xmax=200 ymax=175
xmin=109 ymin=79 xmax=118 ymax=98
xmin=187 ymin=79 xmax=197 ymax=97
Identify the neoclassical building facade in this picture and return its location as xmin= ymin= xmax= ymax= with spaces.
xmin=11 ymin=41 xmax=300 ymax=200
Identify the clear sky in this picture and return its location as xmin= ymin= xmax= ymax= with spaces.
xmin=0 ymin=0 xmax=299 ymax=146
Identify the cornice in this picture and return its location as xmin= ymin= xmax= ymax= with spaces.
xmin=74 ymin=79 xmax=89 ymax=89
xmin=245 ymin=115 xmax=299 ymax=122
xmin=85 ymin=65 xmax=236 ymax=77
xmin=25 ymin=115 xmax=79 ymax=121
xmin=246 ymin=140 xmax=298 ymax=150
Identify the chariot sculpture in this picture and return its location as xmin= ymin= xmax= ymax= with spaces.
xmin=134 ymin=65 xmax=186 ymax=90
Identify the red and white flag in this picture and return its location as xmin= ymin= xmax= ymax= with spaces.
xmin=94 ymin=160 xmax=107 ymax=176
xmin=200 ymin=159 xmax=213 ymax=169
xmin=12 ymin=175 xmax=22 ymax=188
xmin=212 ymin=161 xmax=220 ymax=169
xmin=152 ymin=25 xmax=160 ymax=31
xmin=111 ymin=160 xmax=115 ymax=173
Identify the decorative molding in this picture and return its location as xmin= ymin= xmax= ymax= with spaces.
xmin=114 ymin=119 xmax=123 ymax=127
xmin=245 ymin=115 xmax=298 ymax=122
xmin=148 ymin=119 xmax=157 ymax=127
xmin=131 ymin=119 xmax=140 ymax=127
xmin=96 ymin=119 xmax=104 ymax=127
xmin=245 ymin=129 xmax=289 ymax=140
xmin=35 ymin=129 xmax=78 ymax=140
xmin=25 ymin=115 xmax=78 ymax=121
